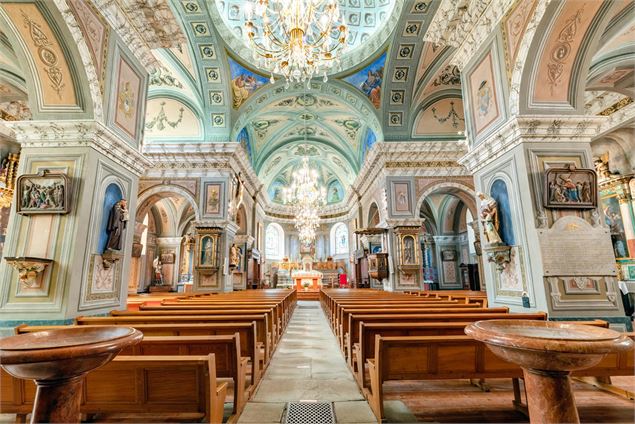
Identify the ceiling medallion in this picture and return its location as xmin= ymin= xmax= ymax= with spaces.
xmin=244 ymin=0 xmax=348 ymax=87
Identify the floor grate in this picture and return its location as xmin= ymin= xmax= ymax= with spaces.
xmin=282 ymin=402 xmax=335 ymax=424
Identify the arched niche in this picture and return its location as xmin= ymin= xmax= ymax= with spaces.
xmin=98 ymin=183 xmax=124 ymax=254
xmin=489 ymin=179 xmax=516 ymax=246
xmin=367 ymin=202 xmax=380 ymax=228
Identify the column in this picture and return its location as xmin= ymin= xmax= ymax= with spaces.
xmin=618 ymin=193 xmax=635 ymax=257
xmin=461 ymin=117 xmax=625 ymax=321
xmin=0 ymin=121 xmax=149 ymax=323
xmin=127 ymin=221 xmax=147 ymax=294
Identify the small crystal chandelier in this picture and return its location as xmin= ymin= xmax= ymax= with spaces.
xmin=283 ymin=157 xmax=326 ymax=244
xmin=243 ymin=0 xmax=348 ymax=86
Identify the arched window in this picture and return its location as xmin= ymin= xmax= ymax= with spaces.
xmin=265 ymin=223 xmax=285 ymax=260
xmin=330 ymin=222 xmax=349 ymax=256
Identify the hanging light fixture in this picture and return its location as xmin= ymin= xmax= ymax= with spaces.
xmin=283 ymin=157 xmax=326 ymax=244
xmin=243 ymin=0 xmax=348 ymax=87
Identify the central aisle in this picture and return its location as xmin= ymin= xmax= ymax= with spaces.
xmin=237 ymin=301 xmax=377 ymax=423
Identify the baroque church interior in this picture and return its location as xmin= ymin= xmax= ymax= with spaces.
xmin=0 ymin=0 xmax=634 ymax=423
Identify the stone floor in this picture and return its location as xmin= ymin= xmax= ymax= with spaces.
xmin=237 ymin=301 xmax=378 ymax=424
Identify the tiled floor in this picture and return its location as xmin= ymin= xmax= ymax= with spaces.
xmin=238 ymin=301 xmax=377 ymax=423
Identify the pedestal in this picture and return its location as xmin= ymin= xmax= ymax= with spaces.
xmin=0 ymin=326 xmax=143 ymax=423
xmin=465 ymin=320 xmax=633 ymax=423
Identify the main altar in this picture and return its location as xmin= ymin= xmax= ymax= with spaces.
xmin=292 ymin=255 xmax=323 ymax=289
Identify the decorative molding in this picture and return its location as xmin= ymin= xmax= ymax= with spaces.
xmin=425 ymin=0 xmax=516 ymax=71
xmin=90 ymin=0 xmax=160 ymax=71
xmin=353 ymin=141 xmax=469 ymax=200
xmin=508 ymin=0 xmax=552 ymax=116
xmin=459 ymin=115 xmax=605 ymax=173
xmin=546 ymin=276 xmax=620 ymax=311
xmin=20 ymin=12 xmax=65 ymax=98
xmin=57 ymin=0 xmax=107 ymax=111
xmin=6 ymin=120 xmax=151 ymax=176
xmin=598 ymin=96 xmax=634 ymax=116
xmin=596 ymin=102 xmax=635 ymax=138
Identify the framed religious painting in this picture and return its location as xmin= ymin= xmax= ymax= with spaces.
xmin=543 ymin=165 xmax=597 ymax=209
xmin=388 ymin=178 xmax=415 ymax=216
xmin=200 ymin=180 xmax=226 ymax=218
xmin=441 ymin=250 xmax=456 ymax=261
xmin=198 ymin=231 xmax=220 ymax=269
xmin=400 ymin=234 xmax=418 ymax=266
xmin=16 ymin=170 xmax=70 ymax=215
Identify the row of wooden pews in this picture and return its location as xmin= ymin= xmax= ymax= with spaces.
xmin=1 ymin=289 xmax=297 ymax=423
xmin=320 ymin=288 xmax=635 ymax=423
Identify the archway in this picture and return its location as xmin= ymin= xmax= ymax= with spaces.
xmin=417 ymin=184 xmax=482 ymax=291
xmin=131 ymin=186 xmax=198 ymax=293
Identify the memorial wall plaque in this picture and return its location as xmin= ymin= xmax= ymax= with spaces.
xmin=538 ymin=217 xmax=616 ymax=276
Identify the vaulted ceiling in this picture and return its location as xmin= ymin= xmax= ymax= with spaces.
xmin=137 ymin=0 xmax=634 ymax=206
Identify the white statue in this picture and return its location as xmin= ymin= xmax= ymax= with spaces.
xmin=152 ymin=256 xmax=163 ymax=283
xmin=228 ymin=172 xmax=244 ymax=221
xmin=477 ymin=192 xmax=503 ymax=245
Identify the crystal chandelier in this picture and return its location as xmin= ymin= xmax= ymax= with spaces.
xmin=243 ymin=0 xmax=348 ymax=86
xmin=283 ymin=157 xmax=326 ymax=244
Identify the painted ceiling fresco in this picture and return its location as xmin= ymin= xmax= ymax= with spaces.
xmin=211 ymin=0 xmax=401 ymax=75
xmin=136 ymin=0 xmax=635 ymax=204
xmin=138 ymin=0 xmax=470 ymax=204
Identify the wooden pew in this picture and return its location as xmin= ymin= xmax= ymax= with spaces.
xmin=345 ymin=312 xmax=544 ymax=365
xmin=1 ymin=355 xmax=227 ymax=423
xmin=141 ymin=303 xmax=286 ymax=339
xmin=17 ymin=322 xmax=262 ymax=386
xmin=167 ymin=300 xmax=291 ymax=328
xmin=328 ymin=300 xmax=472 ymax=326
xmin=120 ymin=307 xmax=281 ymax=346
xmin=364 ymin=333 xmax=635 ymax=422
xmin=351 ymin=318 xmax=550 ymax=385
xmin=77 ymin=314 xmax=273 ymax=364
xmin=337 ymin=307 xmax=510 ymax=351
xmin=122 ymin=335 xmax=248 ymax=417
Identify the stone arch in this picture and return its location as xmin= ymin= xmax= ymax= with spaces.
xmin=52 ymin=0 xmax=103 ymax=121
xmin=136 ymin=184 xmax=200 ymax=222
xmin=415 ymin=181 xmax=477 ymax=219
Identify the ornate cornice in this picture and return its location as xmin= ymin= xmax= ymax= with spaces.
xmin=5 ymin=119 xmax=151 ymax=175
xmin=352 ymin=141 xmax=469 ymax=198
xmin=0 ymin=121 xmax=16 ymax=142
xmin=596 ymin=102 xmax=635 ymax=138
xmin=459 ymin=115 xmax=605 ymax=173
xmin=142 ymin=142 xmax=262 ymax=196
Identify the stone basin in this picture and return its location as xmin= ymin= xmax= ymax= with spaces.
xmin=0 ymin=326 xmax=143 ymax=423
xmin=465 ymin=319 xmax=633 ymax=372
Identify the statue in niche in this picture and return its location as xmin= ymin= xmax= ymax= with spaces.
xmin=477 ymin=192 xmax=503 ymax=245
xmin=152 ymin=256 xmax=163 ymax=283
xmin=594 ymin=153 xmax=616 ymax=180
xmin=105 ymin=199 xmax=129 ymax=251
xmin=181 ymin=233 xmax=194 ymax=275
xmin=228 ymin=172 xmax=244 ymax=221
xmin=229 ymin=244 xmax=241 ymax=269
